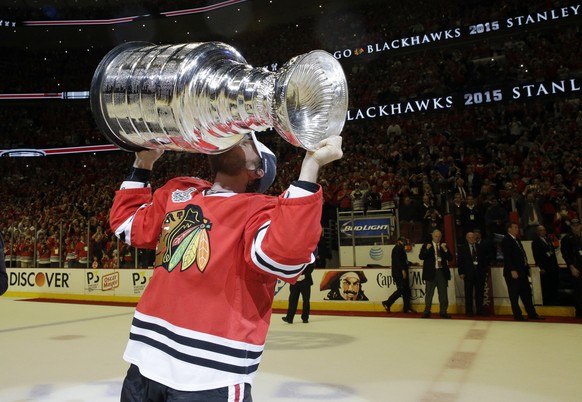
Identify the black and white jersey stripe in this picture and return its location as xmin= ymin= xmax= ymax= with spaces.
xmin=114 ymin=204 xmax=147 ymax=245
xmin=250 ymin=221 xmax=315 ymax=278
xmin=128 ymin=311 xmax=263 ymax=375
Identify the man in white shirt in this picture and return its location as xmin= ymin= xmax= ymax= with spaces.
xmin=419 ymin=230 xmax=453 ymax=318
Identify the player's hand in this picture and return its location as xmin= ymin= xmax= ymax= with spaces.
xmin=133 ymin=149 xmax=164 ymax=170
xmin=304 ymin=136 xmax=343 ymax=167
xmin=298 ymin=136 xmax=343 ymax=183
xmin=426 ymin=243 xmax=432 ymax=249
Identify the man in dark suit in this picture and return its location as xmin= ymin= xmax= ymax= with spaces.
xmin=282 ymin=262 xmax=314 ymax=324
xmin=419 ymin=229 xmax=453 ymax=318
xmin=463 ymin=164 xmax=483 ymax=197
xmin=501 ymin=222 xmax=544 ymax=321
xmin=451 ymin=192 xmax=465 ymax=244
xmin=382 ymin=237 xmax=415 ymax=314
xmin=457 ymin=232 xmax=487 ymax=316
xmin=460 ymin=195 xmax=483 ymax=235
xmin=0 ymin=232 xmax=8 ymax=296
xmin=531 ymin=225 xmax=560 ymax=305
xmin=560 ymin=219 xmax=582 ymax=318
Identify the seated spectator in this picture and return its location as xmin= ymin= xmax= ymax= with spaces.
xmin=336 ymin=182 xmax=352 ymax=212
xmin=553 ymin=203 xmax=579 ymax=237
xmin=350 ymin=182 xmax=369 ymax=213
xmin=379 ymin=181 xmax=397 ymax=210
xmin=366 ymin=185 xmax=382 ymax=211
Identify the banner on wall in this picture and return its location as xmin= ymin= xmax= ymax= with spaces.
xmin=338 ymin=215 xmax=394 ymax=239
xmin=6 ymin=268 xmax=154 ymax=298
xmin=5 ymin=266 xmax=440 ymax=306
xmin=7 ymin=269 xmax=78 ymax=293
xmin=273 ymin=266 xmax=542 ymax=312
xmin=332 ymin=5 xmax=581 ymax=61
xmin=273 ymin=267 xmax=455 ymax=308
xmin=346 ymin=77 xmax=581 ymax=122
xmin=5 ymin=266 xmax=542 ymax=313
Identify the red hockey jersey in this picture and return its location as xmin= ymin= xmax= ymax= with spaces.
xmin=110 ymin=176 xmax=322 ymax=391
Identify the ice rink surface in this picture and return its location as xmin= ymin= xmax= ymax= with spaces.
xmin=1 ymin=297 xmax=580 ymax=402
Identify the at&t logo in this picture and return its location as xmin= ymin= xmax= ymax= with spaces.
xmin=369 ymin=247 xmax=383 ymax=261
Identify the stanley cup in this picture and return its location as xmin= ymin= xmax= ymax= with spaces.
xmin=90 ymin=41 xmax=348 ymax=154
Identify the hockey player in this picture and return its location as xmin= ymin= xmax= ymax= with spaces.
xmin=110 ymin=133 xmax=343 ymax=401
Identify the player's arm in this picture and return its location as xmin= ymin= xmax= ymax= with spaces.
xmin=109 ymin=150 xmax=167 ymax=249
xmin=247 ymin=137 xmax=343 ymax=280
xmin=280 ymin=136 xmax=343 ymax=201
xmin=298 ymin=136 xmax=343 ymax=184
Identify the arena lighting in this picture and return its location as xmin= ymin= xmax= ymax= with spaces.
xmin=160 ymin=0 xmax=247 ymax=17
xmin=21 ymin=0 xmax=248 ymax=26
xmin=0 ymin=144 xmax=120 ymax=157
xmin=0 ymin=92 xmax=89 ymax=100
xmin=0 ymin=149 xmax=46 ymax=157
xmin=23 ymin=16 xmax=141 ymax=26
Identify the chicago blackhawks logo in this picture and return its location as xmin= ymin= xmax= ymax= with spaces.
xmin=155 ymin=205 xmax=212 ymax=273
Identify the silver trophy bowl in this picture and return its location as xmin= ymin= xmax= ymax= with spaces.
xmin=90 ymin=41 xmax=348 ymax=154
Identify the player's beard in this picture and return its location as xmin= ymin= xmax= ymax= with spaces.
xmin=246 ymin=178 xmax=261 ymax=193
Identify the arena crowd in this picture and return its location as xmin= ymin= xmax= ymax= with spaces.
xmin=1 ymin=0 xmax=581 ymax=272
